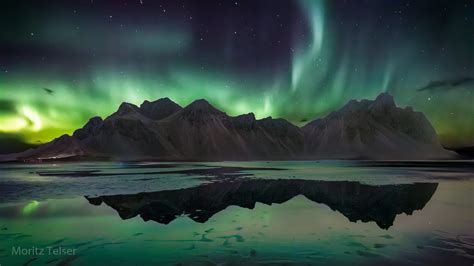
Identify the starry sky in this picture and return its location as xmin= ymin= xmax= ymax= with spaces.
xmin=0 ymin=0 xmax=473 ymax=152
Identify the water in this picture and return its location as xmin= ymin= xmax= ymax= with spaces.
xmin=0 ymin=161 xmax=473 ymax=265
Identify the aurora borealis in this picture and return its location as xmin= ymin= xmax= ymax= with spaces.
xmin=0 ymin=0 xmax=473 ymax=151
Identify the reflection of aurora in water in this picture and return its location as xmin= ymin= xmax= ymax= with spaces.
xmin=0 ymin=161 xmax=473 ymax=264
xmin=0 ymin=0 xmax=473 ymax=148
xmin=0 ymin=180 xmax=472 ymax=265
xmin=22 ymin=200 xmax=40 ymax=215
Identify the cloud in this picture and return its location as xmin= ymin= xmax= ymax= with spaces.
xmin=43 ymin=87 xmax=54 ymax=95
xmin=418 ymin=77 xmax=474 ymax=92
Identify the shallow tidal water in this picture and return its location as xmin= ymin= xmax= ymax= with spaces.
xmin=0 ymin=161 xmax=473 ymax=265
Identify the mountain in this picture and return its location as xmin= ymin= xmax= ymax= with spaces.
xmin=2 ymin=93 xmax=455 ymax=162
xmin=157 ymin=99 xmax=304 ymax=159
xmin=86 ymin=179 xmax=438 ymax=229
xmin=139 ymin=97 xmax=183 ymax=120
xmin=446 ymin=146 xmax=474 ymax=158
xmin=7 ymin=97 xmax=304 ymax=161
xmin=302 ymin=93 xmax=454 ymax=159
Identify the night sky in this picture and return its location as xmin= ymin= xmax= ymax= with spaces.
xmin=0 ymin=0 xmax=473 ymax=150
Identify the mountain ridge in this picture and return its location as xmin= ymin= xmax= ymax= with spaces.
xmin=302 ymin=93 xmax=449 ymax=159
xmin=1 ymin=93 xmax=456 ymax=162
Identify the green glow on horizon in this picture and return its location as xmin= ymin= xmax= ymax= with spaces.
xmin=0 ymin=68 xmax=280 ymax=144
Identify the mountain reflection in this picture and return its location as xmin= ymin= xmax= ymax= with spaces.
xmin=86 ymin=179 xmax=438 ymax=229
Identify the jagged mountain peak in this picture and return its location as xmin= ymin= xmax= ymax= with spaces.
xmin=370 ymin=92 xmax=397 ymax=112
xmin=139 ymin=97 xmax=182 ymax=120
xmin=335 ymin=93 xmax=396 ymax=116
xmin=259 ymin=116 xmax=292 ymax=125
xmin=235 ymin=112 xmax=256 ymax=121
xmin=73 ymin=116 xmax=103 ymax=140
xmin=187 ymin=99 xmax=214 ymax=108
xmin=88 ymin=116 xmax=103 ymax=123
xmin=140 ymin=97 xmax=178 ymax=107
xmin=375 ymin=92 xmax=395 ymax=104
xmin=116 ymin=102 xmax=140 ymax=116
xmin=181 ymin=99 xmax=225 ymax=116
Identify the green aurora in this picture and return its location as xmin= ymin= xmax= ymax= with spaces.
xmin=0 ymin=0 xmax=473 ymax=148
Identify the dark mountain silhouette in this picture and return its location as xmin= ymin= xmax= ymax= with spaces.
xmin=1 ymin=93 xmax=454 ymax=162
xmin=302 ymin=93 xmax=453 ymax=159
xmin=86 ymin=179 xmax=438 ymax=229
xmin=139 ymin=97 xmax=183 ymax=120
xmin=446 ymin=146 xmax=474 ymax=158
